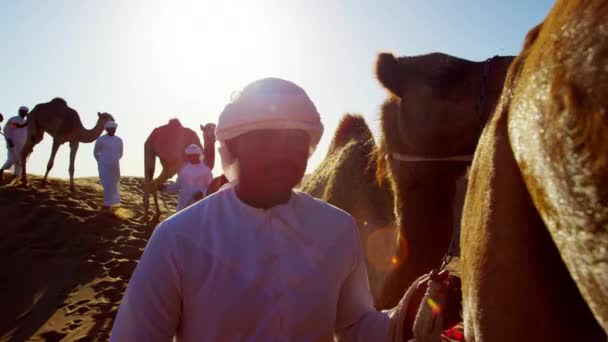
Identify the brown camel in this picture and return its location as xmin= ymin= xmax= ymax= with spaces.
xmin=143 ymin=119 xmax=216 ymax=220
xmin=20 ymin=98 xmax=115 ymax=191
xmin=302 ymin=114 xmax=395 ymax=304
xmin=374 ymin=52 xmax=515 ymax=309
xmin=461 ymin=0 xmax=607 ymax=340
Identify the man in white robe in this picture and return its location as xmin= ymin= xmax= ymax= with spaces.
xmin=94 ymin=120 xmax=123 ymax=208
xmin=0 ymin=106 xmax=28 ymax=182
xmin=160 ymin=144 xmax=214 ymax=212
xmin=111 ymin=78 xmax=433 ymax=341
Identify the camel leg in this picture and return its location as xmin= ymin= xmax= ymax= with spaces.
xmin=152 ymin=181 xmax=160 ymax=218
xmin=42 ymin=140 xmax=61 ymax=186
xmin=20 ymin=143 xmax=30 ymax=185
xmin=68 ymin=141 xmax=79 ymax=192
xmin=153 ymin=167 xmax=176 ymax=218
xmin=143 ymin=178 xmax=151 ymax=221
xmin=143 ymin=163 xmax=155 ymax=221
xmin=20 ymin=129 xmax=38 ymax=186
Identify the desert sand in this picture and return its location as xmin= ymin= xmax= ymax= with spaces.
xmin=0 ymin=174 xmax=176 ymax=341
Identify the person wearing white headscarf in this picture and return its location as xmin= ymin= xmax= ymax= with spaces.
xmin=112 ymin=78 xmax=433 ymax=341
xmin=94 ymin=120 xmax=123 ymax=208
xmin=0 ymin=106 xmax=28 ymax=182
xmin=159 ymin=144 xmax=214 ymax=212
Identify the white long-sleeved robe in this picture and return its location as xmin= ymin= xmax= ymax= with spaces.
xmin=111 ymin=187 xmax=406 ymax=342
xmin=165 ymin=162 xmax=213 ymax=211
xmin=2 ymin=115 xmax=27 ymax=176
xmin=94 ymin=134 xmax=123 ymax=206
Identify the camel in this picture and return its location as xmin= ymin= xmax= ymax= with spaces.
xmin=302 ymin=114 xmax=395 ymax=304
xmin=19 ymin=98 xmax=115 ymax=192
xmin=460 ymin=0 xmax=607 ymax=340
xmin=373 ymin=52 xmax=515 ymax=309
xmin=143 ymin=119 xmax=216 ymax=220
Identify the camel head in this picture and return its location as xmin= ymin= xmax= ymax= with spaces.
xmin=200 ymin=123 xmax=216 ymax=142
xmin=97 ymin=112 xmax=115 ymax=127
xmin=376 ymin=52 xmax=495 ymax=158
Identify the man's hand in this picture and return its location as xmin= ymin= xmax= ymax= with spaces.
xmin=6 ymin=139 xmax=14 ymax=149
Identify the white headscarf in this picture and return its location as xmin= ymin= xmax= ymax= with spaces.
xmin=184 ymin=144 xmax=202 ymax=155
xmin=215 ymin=78 xmax=324 ymax=182
xmin=105 ymin=121 xmax=118 ymax=129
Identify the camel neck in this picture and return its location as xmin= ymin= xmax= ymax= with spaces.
xmin=486 ymin=56 xmax=516 ymax=95
xmin=77 ymin=120 xmax=106 ymax=143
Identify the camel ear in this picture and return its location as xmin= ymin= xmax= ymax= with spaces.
xmin=98 ymin=112 xmax=101 ymax=117
xmin=200 ymin=124 xmax=204 ymax=131
xmin=376 ymin=53 xmax=404 ymax=97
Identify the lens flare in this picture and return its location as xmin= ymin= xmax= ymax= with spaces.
xmin=427 ymin=297 xmax=442 ymax=319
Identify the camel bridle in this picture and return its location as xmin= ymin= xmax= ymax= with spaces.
xmin=386 ymin=56 xmax=497 ymax=272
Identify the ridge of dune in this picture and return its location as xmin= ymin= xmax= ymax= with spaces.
xmin=0 ymin=175 xmax=177 ymax=342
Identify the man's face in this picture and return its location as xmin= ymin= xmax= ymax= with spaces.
xmin=18 ymin=110 xmax=27 ymax=118
xmin=106 ymin=127 xmax=116 ymax=136
xmin=186 ymin=154 xmax=201 ymax=164
xmin=232 ymin=129 xmax=310 ymax=196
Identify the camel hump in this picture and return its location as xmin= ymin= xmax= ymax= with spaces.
xmin=50 ymin=97 xmax=67 ymax=106
xmin=168 ymin=118 xmax=183 ymax=128
xmin=328 ymin=114 xmax=373 ymax=154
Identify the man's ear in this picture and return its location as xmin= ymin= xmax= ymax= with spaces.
xmin=225 ymin=138 xmax=239 ymax=159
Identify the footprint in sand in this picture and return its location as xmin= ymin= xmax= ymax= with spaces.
xmin=99 ymin=288 xmax=125 ymax=303
xmin=40 ymin=330 xmax=67 ymax=342
xmin=75 ymin=306 xmax=90 ymax=315
xmin=101 ymin=259 xmax=119 ymax=270
xmin=108 ymin=259 xmax=137 ymax=278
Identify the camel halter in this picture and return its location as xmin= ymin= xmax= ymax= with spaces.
xmin=389 ymin=57 xmax=497 ymax=276
xmin=389 ymin=56 xmax=495 ymax=164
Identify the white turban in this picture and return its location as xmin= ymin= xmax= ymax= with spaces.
xmin=215 ymin=78 xmax=324 ymax=182
xmin=105 ymin=121 xmax=118 ymax=129
xmin=184 ymin=144 xmax=202 ymax=155
xmin=19 ymin=106 xmax=29 ymax=112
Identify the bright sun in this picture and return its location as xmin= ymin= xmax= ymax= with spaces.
xmin=155 ymin=1 xmax=280 ymax=97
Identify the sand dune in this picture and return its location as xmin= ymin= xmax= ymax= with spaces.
xmin=0 ymin=174 xmax=176 ymax=342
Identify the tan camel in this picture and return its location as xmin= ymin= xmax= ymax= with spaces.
xmin=461 ymin=0 xmax=607 ymax=340
xmin=143 ymin=119 xmax=216 ymax=220
xmin=373 ymin=52 xmax=515 ymax=309
xmin=302 ymin=114 xmax=395 ymax=305
xmin=20 ymin=98 xmax=115 ymax=192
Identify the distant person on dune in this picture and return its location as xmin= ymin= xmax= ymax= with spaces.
xmin=158 ymin=143 xmax=214 ymax=212
xmin=94 ymin=120 xmax=123 ymax=209
xmin=0 ymin=106 xmax=28 ymax=182
xmin=111 ymin=78 xmax=425 ymax=341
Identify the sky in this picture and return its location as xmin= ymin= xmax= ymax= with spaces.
xmin=0 ymin=0 xmax=555 ymax=180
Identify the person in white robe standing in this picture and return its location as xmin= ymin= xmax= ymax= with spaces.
xmin=0 ymin=106 xmax=28 ymax=182
xmin=159 ymin=144 xmax=214 ymax=212
xmin=111 ymin=78 xmax=454 ymax=342
xmin=94 ymin=120 xmax=123 ymax=208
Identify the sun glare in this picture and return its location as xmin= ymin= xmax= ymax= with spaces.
xmin=155 ymin=1 xmax=279 ymax=97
